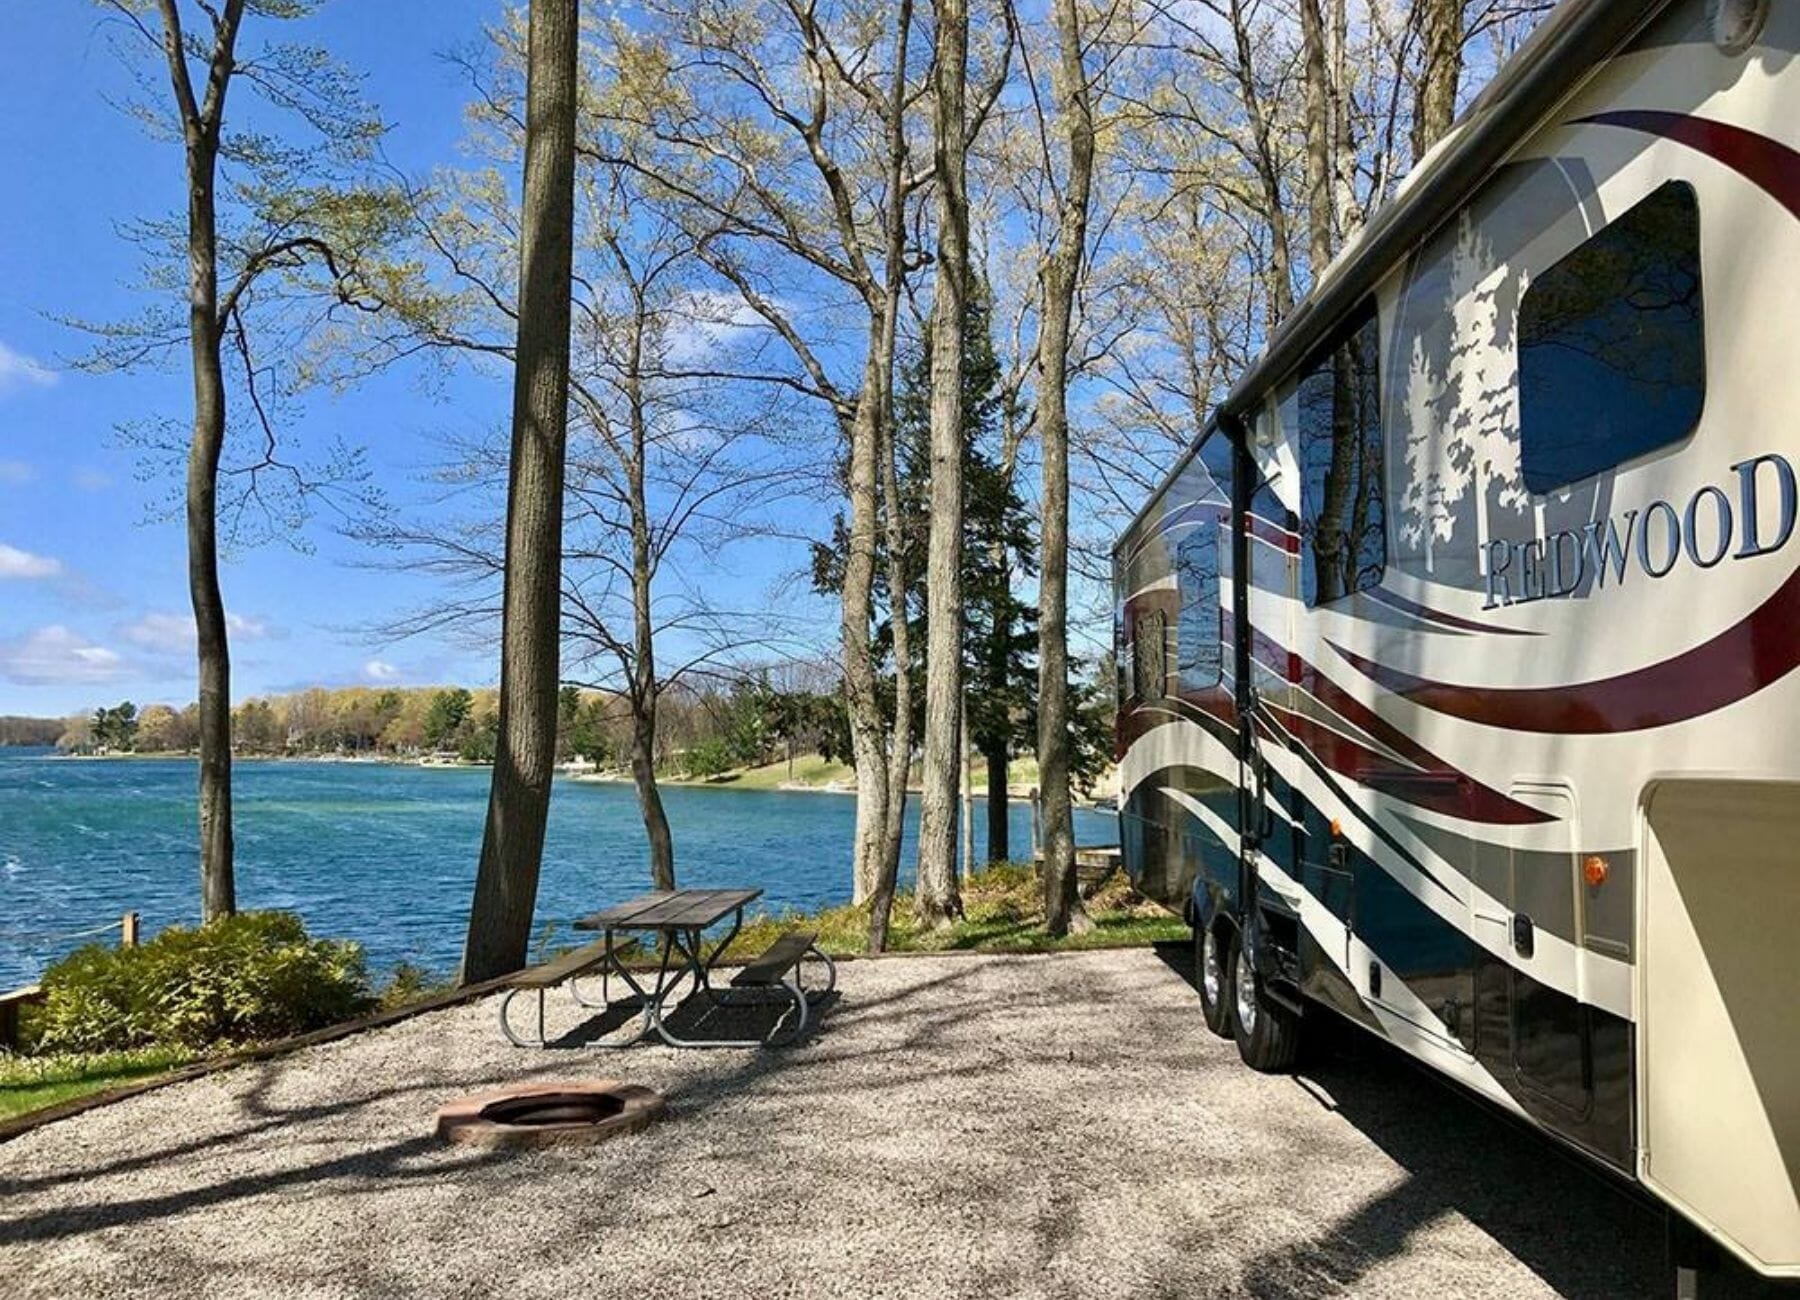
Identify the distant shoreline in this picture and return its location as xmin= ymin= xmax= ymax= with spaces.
xmin=17 ymin=750 xmax=1111 ymax=807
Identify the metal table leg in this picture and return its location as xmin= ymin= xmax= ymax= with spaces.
xmin=643 ymin=912 xmax=807 ymax=1049
xmin=582 ymin=928 xmax=679 ymax=1050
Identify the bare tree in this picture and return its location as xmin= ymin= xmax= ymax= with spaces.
xmin=463 ymin=0 xmax=579 ymax=983
xmin=914 ymin=0 xmax=975 ymax=928
xmin=360 ymin=21 xmax=807 ymax=904
xmin=90 ymin=0 xmax=398 ymax=922
xmin=1032 ymin=0 xmax=1100 ymax=937
xmin=868 ymin=0 xmax=922 ymax=953
xmin=599 ymin=2 xmax=916 ymax=911
xmin=596 ymin=1 xmax=1008 ymax=925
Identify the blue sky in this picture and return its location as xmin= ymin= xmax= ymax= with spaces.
xmin=0 ymin=2 xmax=827 ymax=718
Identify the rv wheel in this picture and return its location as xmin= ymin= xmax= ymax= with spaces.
xmin=1196 ymin=920 xmax=1233 ymax=1038
xmin=1230 ymin=932 xmax=1300 ymax=1072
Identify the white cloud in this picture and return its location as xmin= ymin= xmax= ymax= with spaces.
xmin=0 ymin=341 xmax=56 ymax=394
xmin=124 ymin=609 xmax=269 ymax=652
xmin=363 ymin=659 xmax=400 ymax=682
xmin=0 ymin=625 xmax=127 ymax=686
xmin=123 ymin=612 xmax=194 ymax=652
xmin=0 ymin=460 xmax=32 ymax=485
xmin=71 ymin=467 xmax=112 ymax=492
xmin=0 ymin=543 xmax=61 ymax=579
xmin=661 ymin=290 xmax=769 ymax=369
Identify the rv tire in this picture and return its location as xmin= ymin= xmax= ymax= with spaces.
xmin=1230 ymin=931 xmax=1300 ymax=1072
xmin=1196 ymin=919 xmax=1233 ymax=1038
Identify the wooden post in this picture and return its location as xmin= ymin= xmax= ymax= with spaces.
xmin=121 ymin=911 xmax=140 ymax=948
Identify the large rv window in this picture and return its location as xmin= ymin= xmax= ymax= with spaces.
xmin=1296 ymin=306 xmax=1386 ymax=605
xmin=1176 ymin=525 xmax=1222 ymax=691
xmin=1132 ymin=609 xmax=1166 ymax=702
xmin=1518 ymin=181 xmax=1704 ymax=494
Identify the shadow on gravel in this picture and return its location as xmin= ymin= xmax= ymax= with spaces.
xmin=1152 ymin=939 xmax=1787 ymax=1298
xmin=1151 ymin=937 xmax=1197 ymax=990
xmin=0 ymin=1131 xmax=511 ymax=1249
xmin=0 ymin=962 xmax=978 ymax=1259
xmin=550 ymin=989 xmax=842 ymax=1049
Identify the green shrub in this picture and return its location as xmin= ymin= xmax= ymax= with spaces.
xmin=29 ymin=912 xmax=375 ymax=1055
xmin=684 ymin=737 xmax=734 ymax=779
xmin=376 ymin=961 xmax=451 ymax=1011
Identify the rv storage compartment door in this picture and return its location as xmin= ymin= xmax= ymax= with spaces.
xmin=1642 ymin=780 xmax=1800 ymax=1278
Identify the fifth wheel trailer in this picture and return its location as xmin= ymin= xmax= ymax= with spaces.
xmin=1112 ymin=0 xmax=1800 ymax=1289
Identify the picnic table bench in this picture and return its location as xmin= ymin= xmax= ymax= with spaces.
xmin=497 ymin=888 xmax=834 ymax=1050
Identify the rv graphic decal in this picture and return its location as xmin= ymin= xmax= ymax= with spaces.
xmin=1116 ymin=5 xmax=1800 ymax=1278
xmin=1481 ymin=453 xmax=1799 ymax=607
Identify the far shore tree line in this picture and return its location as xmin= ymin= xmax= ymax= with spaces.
xmin=37 ymin=674 xmax=975 ymax=782
xmin=79 ymin=0 xmax=1542 ymax=979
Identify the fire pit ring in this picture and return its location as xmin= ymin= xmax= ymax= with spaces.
xmin=435 ymin=1081 xmax=666 ymax=1150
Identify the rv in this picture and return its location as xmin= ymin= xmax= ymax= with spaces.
xmin=1112 ymin=0 xmax=1800 ymax=1289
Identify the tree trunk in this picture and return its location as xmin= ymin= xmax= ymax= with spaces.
xmin=962 ymin=708 xmax=975 ymax=879
xmin=1040 ymin=0 xmax=1096 ymax=938
xmin=627 ymin=299 xmax=675 ymax=893
xmin=843 ymin=371 xmax=891 ymax=909
xmin=1226 ymin=0 xmax=1295 ymax=326
xmin=1412 ymin=0 xmax=1463 ymax=161
xmin=188 ymin=248 xmax=236 ymax=923
xmin=462 ymin=0 xmax=579 ymax=983
xmin=1330 ymin=0 xmax=1362 ymax=243
xmin=156 ymin=0 xmax=248 ymax=924
xmin=868 ymin=0 xmax=918 ymax=954
xmin=914 ymin=0 xmax=970 ymax=929
xmin=984 ymin=740 xmax=1008 ymax=864
xmin=870 ymin=364 xmax=912 ymax=949
xmin=630 ymin=697 xmax=674 ymax=890
xmin=189 ymin=323 xmax=235 ymax=923
xmin=1299 ymin=0 xmax=1336 ymax=276
xmin=983 ymin=532 xmax=1011 ymax=866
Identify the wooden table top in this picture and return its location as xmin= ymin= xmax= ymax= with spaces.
xmin=573 ymin=887 xmax=762 ymax=933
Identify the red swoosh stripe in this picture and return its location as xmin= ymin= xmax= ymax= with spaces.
xmin=1244 ymin=622 xmax=1552 ymax=823
xmin=1577 ymin=110 xmax=1800 ymax=220
xmin=1329 ymin=552 xmax=1800 ymax=734
xmin=1321 ymin=112 xmax=1800 ymax=736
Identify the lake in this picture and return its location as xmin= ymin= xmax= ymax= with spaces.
xmin=0 ymin=749 xmax=1117 ymax=987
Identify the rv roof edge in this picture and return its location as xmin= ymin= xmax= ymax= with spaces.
xmin=1114 ymin=0 xmax=1677 ymax=554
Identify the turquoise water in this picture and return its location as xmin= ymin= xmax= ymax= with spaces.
xmin=0 ymin=748 xmax=1116 ymax=986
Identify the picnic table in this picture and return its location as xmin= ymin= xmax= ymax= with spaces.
xmin=496 ymin=887 xmax=834 ymax=1049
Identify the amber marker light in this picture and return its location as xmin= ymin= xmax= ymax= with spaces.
xmin=1329 ymin=818 xmax=1343 ymax=838
xmin=1583 ymin=855 xmax=1610 ymax=888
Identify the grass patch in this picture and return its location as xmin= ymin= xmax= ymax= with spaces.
xmin=0 ymin=1044 xmax=195 ymax=1122
xmin=667 ymin=753 xmax=857 ymax=791
xmin=658 ymin=753 xmax=1060 ymax=796
xmin=726 ymin=861 xmax=1187 ymax=958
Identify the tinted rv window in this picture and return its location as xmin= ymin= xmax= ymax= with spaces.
xmin=1518 ymin=181 xmax=1704 ymax=494
xmin=1177 ymin=525 xmax=1222 ymax=691
xmin=1296 ymin=306 xmax=1386 ymax=605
